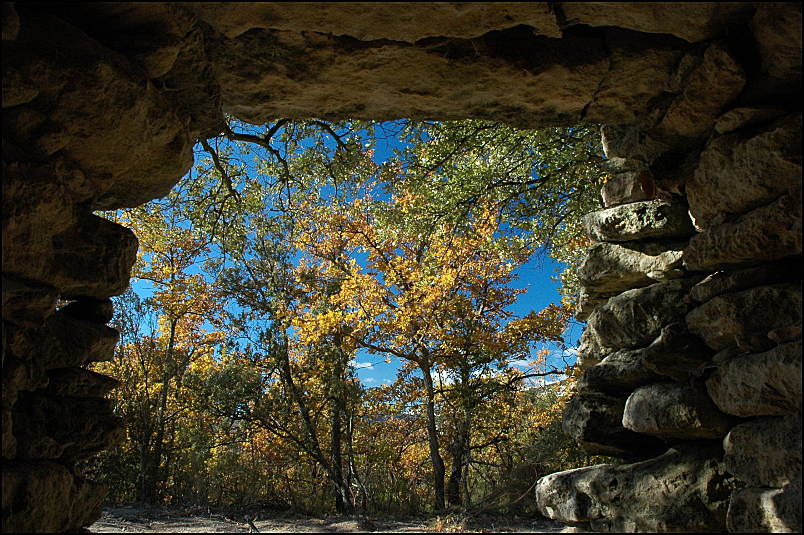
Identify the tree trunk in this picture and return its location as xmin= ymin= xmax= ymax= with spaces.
xmin=421 ymin=364 xmax=446 ymax=511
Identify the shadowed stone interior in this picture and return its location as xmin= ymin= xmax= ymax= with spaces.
xmin=2 ymin=3 xmax=801 ymax=532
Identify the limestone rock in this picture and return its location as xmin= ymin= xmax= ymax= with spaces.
xmin=45 ymin=368 xmax=119 ymax=398
xmin=705 ymin=340 xmax=802 ymax=417
xmin=578 ymin=241 xmax=685 ymax=296
xmin=623 ymin=382 xmax=733 ymax=440
xmin=653 ymin=43 xmax=745 ymax=144
xmin=36 ymin=311 xmax=121 ymax=369
xmin=8 ymin=8 xmax=194 ymax=209
xmin=576 ymin=323 xmax=606 ymax=368
xmin=714 ymin=107 xmax=787 ymax=135
xmin=583 ymin=199 xmax=694 ymax=242
xmin=724 ymin=415 xmax=802 ymax=488
xmin=1 ymin=275 xmax=58 ymax=328
xmin=563 ymin=392 xmax=666 ymax=459
xmin=584 ymin=29 xmax=687 ymax=125
xmin=211 ymin=27 xmax=610 ymax=128
xmin=727 ymin=480 xmax=802 ymax=533
xmin=639 ymin=323 xmax=715 ymax=382
xmin=689 ymin=258 xmax=803 ymax=303
xmin=600 ymin=124 xmax=670 ymax=162
xmin=1 ymin=461 xmax=106 ymax=532
xmin=558 ymin=2 xmax=754 ymax=43
xmin=600 ymin=170 xmax=657 ymax=207
xmin=587 ymin=278 xmax=699 ymax=353
xmin=575 ymin=287 xmax=614 ymax=323
xmin=751 ymin=4 xmax=802 ymax=86
xmin=687 ymin=114 xmax=802 ymax=230
xmin=686 ymin=283 xmax=802 ymax=352
xmin=576 ymin=348 xmax=663 ymax=395
xmin=13 ymin=393 xmax=123 ymax=461
xmin=684 ymin=189 xmax=803 ymax=272
xmin=536 ymin=443 xmax=738 ymax=532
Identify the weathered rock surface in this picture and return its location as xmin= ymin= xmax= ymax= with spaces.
xmin=689 ymin=258 xmax=803 ymax=303
xmin=687 ymin=114 xmax=802 ymax=230
xmin=727 ymin=480 xmax=803 ymax=533
xmin=536 ymin=443 xmax=738 ymax=532
xmin=622 ymin=382 xmax=733 ymax=440
xmin=563 ymin=392 xmax=666 ymax=459
xmin=576 ymin=349 xmax=663 ymax=395
xmin=13 ymin=393 xmax=123 ymax=461
xmin=587 ymin=278 xmax=699 ymax=353
xmin=599 ymin=170 xmax=657 ymax=207
xmin=750 ymin=3 xmax=802 ymax=88
xmin=582 ymin=199 xmax=694 ymax=242
xmin=1 ymin=275 xmax=59 ymax=328
xmin=705 ymin=340 xmax=802 ymax=417
xmin=45 ymin=368 xmax=119 ymax=399
xmin=558 ymin=2 xmax=754 ymax=43
xmin=578 ymin=240 xmax=685 ymax=295
xmin=652 ymin=42 xmax=745 ymax=144
xmin=686 ymin=284 xmax=802 ymax=352
xmin=723 ymin=415 xmax=802 ymax=488
xmin=714 ymin=107 xmax=787 ymax=135
xmin=1 ymin=461 xmax=106 ymax=532
xmin=683 ymin=189 xmax=803 ymax=271
xmin=639 ymin=323 xmax=715 ymax=382
xmin=185 ymin=2 xmax=563 ymax=41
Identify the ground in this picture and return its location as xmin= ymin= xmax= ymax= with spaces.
xmin=88 ymin=505 xmax=588 ymax=533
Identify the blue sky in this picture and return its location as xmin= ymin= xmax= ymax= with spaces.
xmin=127 ymin=120 xmax=583 ymax=388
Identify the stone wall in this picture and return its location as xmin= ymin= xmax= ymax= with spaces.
xmin=2 ymin=3 xmax=800 ymax=532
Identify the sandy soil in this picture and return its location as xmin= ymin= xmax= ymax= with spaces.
xmin=88 ymin=505 xmax=588 ymax=533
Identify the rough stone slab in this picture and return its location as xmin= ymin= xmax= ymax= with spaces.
xmin=559 ymin=2 xmax=754 ymax=43
xmin=576 ymin=348 xmax=664 ymax=395
xmin=751 ymin=4 xmax=802 ymax=85
xmin=576 ymin=324 xmax=606 ymax=368
xmin=686 ymin=283 xmax=802 ymax=353
xmin=58 ymin=298 xmax=114 ymax=324
xmin=12 ymin=393 xmax=124 ymax=461
xmin=687 ymin=114 xmax=802 ymax=230
xmin=185 ymin=2 xmax=563 ymax=40
xmin=714 ymin=106 xmax=787 ymax=135
xmin=640 ymin=323 xmax=715 ymax=382
xmin=689 ymin=258 xmax=803 ymax=303
xmin=706 ymin=340 xmax=802 ymax=417
xmin=623 ymin=382 xmax=733 ymax=440
xmin=6 ymin=10 xmax=194 ymax=209
xmin=653 ymin=42 xmax=745 ymax=143
xmin=724 ymin=415 xmax=802 ymax=488
xmin=536 ymin=443 xmax=738 ymax=532
xmin=684 ymin=190 xmax=803 ymax=271
xmin=578 ymin=240 xmax=685 ymax=295
xmin=36 ymin=311 xmax=120 ymax=369
xmin=575 ymin=287 xmax=614 ymax=323
xmin=1 ymin=275 xmax=58 ymax=328
xmin=563 ymin=392 xmax=665 ymax=459
xmin=582 ymin=199 xmax=694 ymax=242
xmin=727 ymin=480 xmax=802 ymax=533
xmin=45 ymin=368 xmax=119 ymax=398
xmin=600 ymin=170 xmax=657 ymax=207
xmin=587 ymin=277 xmax=699 ymax=353
xmin=1 ymin=460 xmax=106 ymax=532
xmin=212 ymin=27 xmax=610 ymax=128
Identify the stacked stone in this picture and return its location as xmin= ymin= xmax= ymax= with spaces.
xmin=536 ymin=111 xmax=802 ymax=532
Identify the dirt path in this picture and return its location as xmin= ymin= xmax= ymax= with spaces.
xmin=89 ymin=505 xmax=587 ymax=533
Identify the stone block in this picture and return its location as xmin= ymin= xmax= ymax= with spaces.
xmin=706 ymin=340 xmax=802 ymax=417
xmin=587 ymin=277 xmax=699 ymax=353
xmin=37 ymin=311 xmax=120 ymax=369
xmin=600 ymin=170 xmax=657 ymax=208
xmin=58 ymin=298 xmax=114 ymax=324
xmin=687 ymin=114 xmax=801 ymax=230
xmin=1 ymin=275 xmax=58 ymax=328
xmin=689 ymin=258 xmax=803 ymax=303
xmin=45 ymin=368 xmax=119 ymax=398
xmin=686 ymin=283 xmax=802 ymax=352
xmin=576 ymin=348 xmax=663 ymax=395
xmin=536 ymin=442 xmax=738 ymax=532
xmin=714 ymin=106 xmax=787 ymax=135
xmin=684 ymin=189 xmax=802 ymax=271
xmin=727 ymin=480 xmax=802 ymax=533
xmin=582 ymin=199 xmax=694 ymax=242
xmin=563 ymin=391 xmax=666 ymax=459
xmin=578 ymin=240 xmax=685 ymax=296
xmin=639 ymin=323 xmax=715 ymax=382
xmin=623 ymin=382 xmax=733 ymax=440
xmin=724 ymin=414 xmax=802 ymax=488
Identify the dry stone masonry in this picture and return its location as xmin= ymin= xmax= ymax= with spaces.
xmin=2 ymin=3 xmax=801 ymax=532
